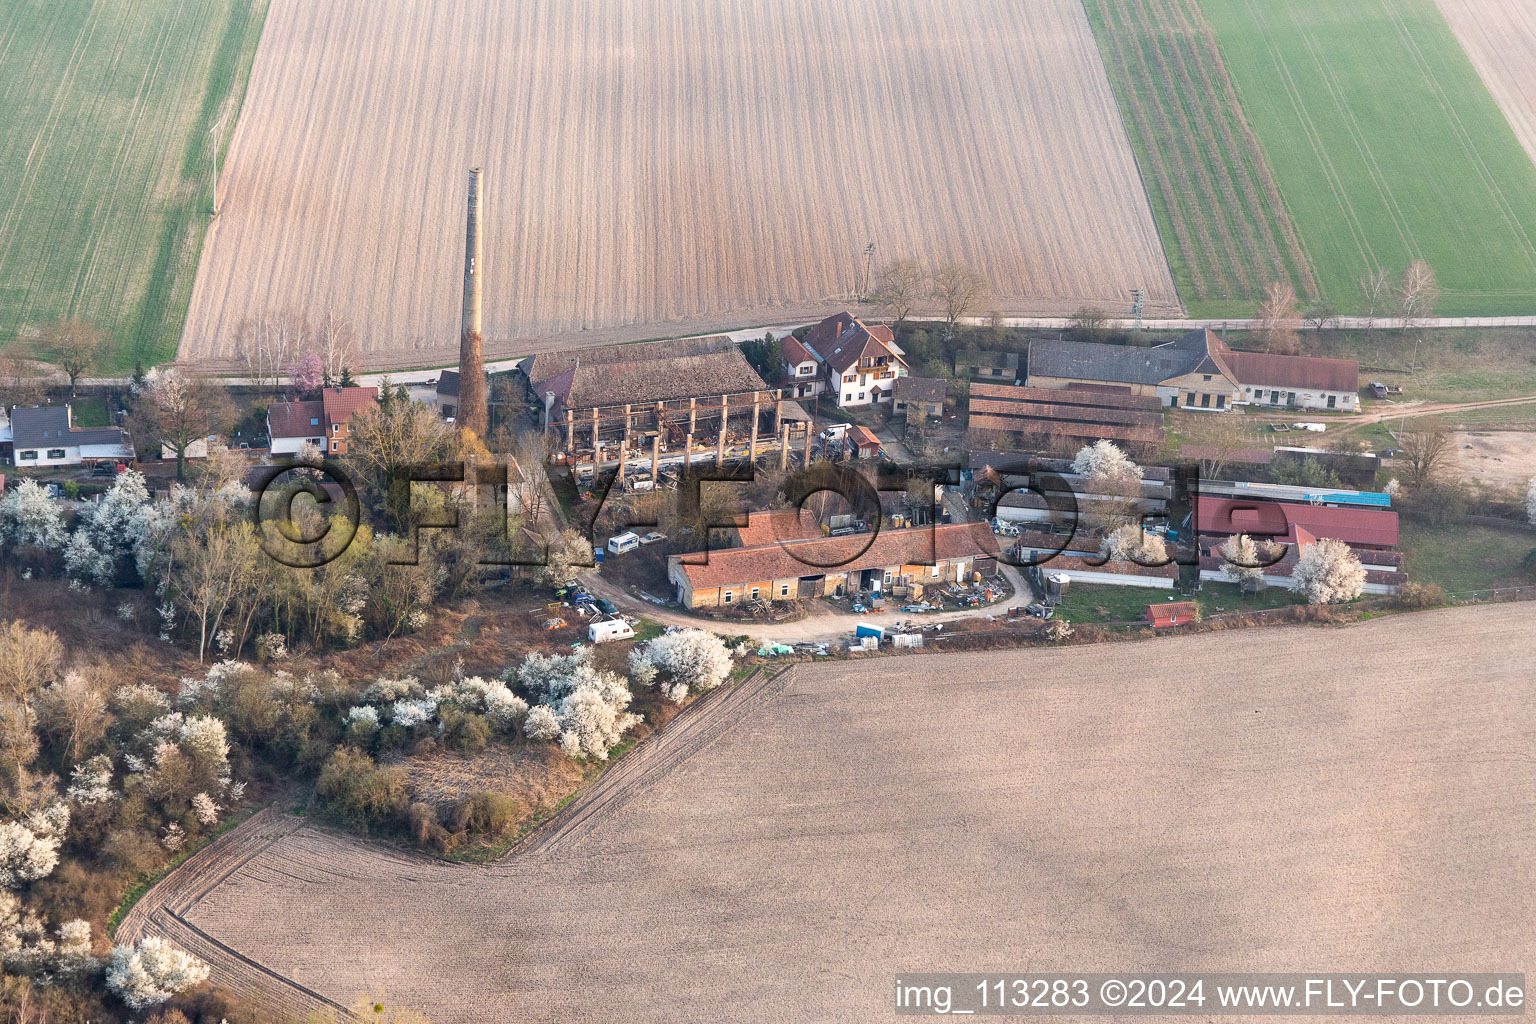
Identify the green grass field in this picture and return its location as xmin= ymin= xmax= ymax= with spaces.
xmin=0 ymin=0 xmax=268 ymax=373
xmin=1081 ymin=0 xmax=1318 ymax=315
xmin=1399 ymin=521 xmax=1535 ymax=594
xmin=1197 ymin=0 xmax=1536 ymax=317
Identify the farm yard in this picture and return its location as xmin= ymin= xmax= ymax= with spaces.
xmin=1081 ymin=0 xmax=1318 ymax=317
xmin=177 ymin=0 xmax=1181 ymax=370
xmin=0 ymin=0 xmax=268 ymax=372
xmin=1434 ymin=0 xmax=1536 ymax=168
xmin=1197 ymin=0 xmax=1536 ymax=317
xmin=132 ymin=605 xmax=1535 ymax=1023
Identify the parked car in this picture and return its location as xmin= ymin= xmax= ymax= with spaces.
xmin=607 ymin=532 xmax=640 ymax=555
xmin=1369 ymin=381 xmax=1389 ymax=398
xmin=594 ymin=597 xmax=618 ymax=615
xmin=639 ymin=531 xmax=666 ymax=545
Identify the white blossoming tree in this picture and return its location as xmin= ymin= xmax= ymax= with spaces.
xmin=0 ymin=479 xmax=67 ymax=551
xmin=105 ymin=937 xmax=210 ymax=1010
xmin=627 ymin=629 xmax=734 ymax=703
xmin=1072 ymin=440 xmax=1139 ymax=485
xmin=1219 ymin=533 xmax=1267 ymax=586
xmin=1289 ymin=538 xmax=1366 ymax=605
xmin=66 ymin=755 xmax=115 ymax=805
xmin=0 ymin=802 xmax=69 ymax=888
xmin=68 ymin=470 xmax=154 ymax=585
xmin=1100 ymin=524 xmax=1168 ymax=567
xmin=513 ymin=650 xmax=639 ymax=759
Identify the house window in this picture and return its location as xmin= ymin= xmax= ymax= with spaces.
xmin=722 ymin=590 xmax=733 ymax=604
xmin=19 ymin=450 xmax=37 ymax=460
xmin=750 ymin=586 xmax=760 ymax=600
xmin=1271 ymin=391 xmax=1281 ymax=404
xmin=799 ymin=365 xmax=811 ymax=375
xmin=47 ymin=449 xmax=66 ymax=460
xmin=1215 ymin=394 xmax=1226 ymax=409
xmin=780 ymin=584 xmax=790 ymax=597
xmin=1327 ymin=395 xmax=1336 ymax=408
xmin=844 ymin=375 xmax=856 ymax=383
xmin=331 ymin=440 xmax=339 ymax=452
xmin=332 ymin=423 xmax=340 ymax=433
xmin=310 ymin=417 xmax=320 ymax=426
xmin=1202 ymin=374 xmax=1213 ymax=382
xmin=1199 ymin=394 xmax=1211 ymax=408
xmin=858 ymin=393 xmax=865 ymax=401
xmin=1186 ymin=392 xmax=1196 ymax=406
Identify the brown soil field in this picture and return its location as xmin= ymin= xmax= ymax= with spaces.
xmin=1448 ymin=429 xmax=1536 ymax=490
xmin=138 ymin=604 xmax=1535 ymax=1022
xmin=178 ymin=0 xmax=1180 ymax=369
xmin=1435 ymin=0 xmax=1536 ymax=167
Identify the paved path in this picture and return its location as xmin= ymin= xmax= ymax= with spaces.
xmin=73 ymin=314 xmax=1536 ymax=386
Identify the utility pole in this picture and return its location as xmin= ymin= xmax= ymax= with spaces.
xmin=861 ymin=241 xmax=876 ymax=299
xmin=1129 ymin=287 xmax=1145 ymax=331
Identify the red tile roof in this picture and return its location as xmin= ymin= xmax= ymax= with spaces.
xmin=1148 ymin=601 xmax=1198 ymax=626
xmin=321 ymin=386 xmax=380 ymax=423
xmin=782 ymin=335 xmax=816 ymax=366
xmin=267 ymin=401 xmax=325 ymax=439
xmin=805 ymin=312 xmax=904 ymax=375
xmin=1224 ymin=350 xmax=1359 ymax=394
xmin=673 ymin=521 xmax=999 ymax=590
xmin=1196 ymin=497 xmax=1399 ymax=547
xmin=730 ymin=509 xmax=823 ymax=547
xmin=849 ymin=425 xmax=881 ymax=449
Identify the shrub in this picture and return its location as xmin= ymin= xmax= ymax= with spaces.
xmin=1394 ymin=581 xmax=1447 ymax=610
xmin=105 ymin=937 xmax=210 ymax=1010
xmin=437 ymin=707 xmax=490 ymax=753
xmin=628 ymin=629 xmax=734 ymax=703
xmin=315 ymin=748 xmax=408 ymax=832
xmin=449 ymin=791 xmax=518 ymax=838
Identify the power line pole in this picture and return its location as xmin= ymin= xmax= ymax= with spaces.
xmin=861 ymin=241 xmax=876 ymax=299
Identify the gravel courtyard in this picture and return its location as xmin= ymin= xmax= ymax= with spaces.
xmin=178 ymin=605 xmax=1535 ymax=1022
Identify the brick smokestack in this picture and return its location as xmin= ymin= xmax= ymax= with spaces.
xmin=457 ymin=167 xmax=488 ymax=438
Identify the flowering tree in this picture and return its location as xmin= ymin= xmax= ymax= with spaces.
xmin=0 ymin=803 xmax=69 ymax=888
xmin=1072 ymin=440 xmax=1139 ymax=483
xmin=1100 ymin=525 xmax=1168 ymax=567
xmin=628 ymin=629 xmax=734 ymax=702
xmin=1289 ymin=539 xmax=1366 ymax=605
xmin=105 ymin=937 xmax=210 ymax=1010
xmin=1072 ymin=441 xmax=1144 ymax=536
xmin=514 ymin=650 xmax=639 ymax=758
xmin=1527 ymin=477 xmax=1536 ymax=526
xmin=1219 ymin=533 xmax=1269 ymax=586
xmin=0 ymin=479 xmax=67 ymax=551
xmin=288 ymin=353 xmax=324 ymax=397
xmin=66 ymin=470 xmax=154 ymax=585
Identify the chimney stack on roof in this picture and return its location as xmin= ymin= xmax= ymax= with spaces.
xmin=457 ymin=167 xmax=489 ymax=438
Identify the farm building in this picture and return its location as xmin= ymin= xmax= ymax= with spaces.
xmin=521 ymin=338 xmax=810 ymax=474
xmin=667 ymin=521 xmax=998 ymax=609
xmin=1028 ymin=329 xmax=1359 ymax=412
xmin=894 ymin=376 xmax=947 ymax=419
xmin=955 ymin=349 xmax=1020 ymax=381
xmin=1200 ymin=530 xmax=1405 ymax=595
xmin=1195 ymin=497 xmax=1399 ymax=550
xmin=267 ymin=386 xmax=379 ymax=457
xmin=1013 ymin=531 xmax=1179 ymax=590
xmin=1148 ymin=601 xmax=1198 ymax=627
xmin=721 ymin=508 xmax=824 ymax=549
xmin=8 ymin=405 xmax=133 ymax=467
xmin=801 ymin=312 xmax=908 ymax=408
xmin=967 ymin=382 xmax=1166 ymax=453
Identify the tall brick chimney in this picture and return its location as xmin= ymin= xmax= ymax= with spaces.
xmin=457 ymin=167 xmax=488 ymax=437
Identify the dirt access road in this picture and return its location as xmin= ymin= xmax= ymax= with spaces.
xmin=134 ymin=603 xmax=1536 ymax=1022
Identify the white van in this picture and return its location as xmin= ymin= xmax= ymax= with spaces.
xmin=589 ymin=619 xmax=636 ymax=643
xmin=607 ymin=532 xmax=640 ymax=555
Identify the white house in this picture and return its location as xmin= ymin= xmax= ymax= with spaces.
xmin=780 ymin=335 xmax=824 ymax=398
xmin=1223 ymin=351 xmax=1360 ymax=412
xmin=801 ymin=312 xmax=908 ymax=408
xmin=265 ymin=400 xmax=326 ymax=456
xmin=9 ymin=405 xmax=133 ymax=467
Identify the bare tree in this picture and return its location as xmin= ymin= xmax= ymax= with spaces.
xmin=1067 ymin=305 xmax=1110 ymax=340
xmin=0 ymin=342 xmax=45 ymax=409
xmin=1180 ymin=411 xmax=1260 ymax=477
xmin=235 ymin=312 xmax=305 ymax=396
xmin=1397 ymin=260 xmax=1439 ymax=331
xmin=315 ymin=308 xmax=358 ymax=386
xmin=1257 ymin=281 xmax=1300 ymax=355
xmin=40 ymin=319 xmax=106 ymax=397
xmin=1397 ymin=416 xmax=1453 ymax=488
xmin=929 ymin=262 xmax=989 ymax=343
xmin=869 ymin=259 xmax=924 ymax=330
xmin=345 ymin=399 xmax=457 ymax=530
xmin=131 ymin=368 xmax=237 ymax=481
xmin=0 ymin=622 xmax=63 ymax=708
xmin=1358 ymin=269 xmax=1391 ymax=329
xmin=1303 ymin=302 xmax=1339 ymax=331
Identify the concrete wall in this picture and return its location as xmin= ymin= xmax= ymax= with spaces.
xmin=14 ymin=445 xmax=81 ymax=467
